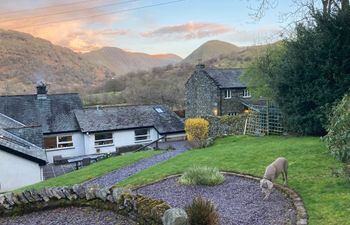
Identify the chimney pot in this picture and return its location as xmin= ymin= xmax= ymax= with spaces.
xmin=196 ymin=64 xmax=205 ymax=70
xmin=36 ymin=81 xmax=47 ymax=99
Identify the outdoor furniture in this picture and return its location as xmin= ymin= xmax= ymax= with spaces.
xmin=53 ymin=155 xmax=63 ymax=165
xmin=82 ymin=158 xmax=91 ymax=166
xmin=67 ymin=154 xmax=105 ymax=170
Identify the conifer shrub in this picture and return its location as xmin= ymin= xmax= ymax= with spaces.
xmin=185 ymin=197 xmax=220 ymax=225
xmin=185 ymin=118 xmax=209 ymax=148
xmin=179 ymin=166 xmax=224 ymax=186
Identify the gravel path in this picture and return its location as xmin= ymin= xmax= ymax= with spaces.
xmin=83 ymin=141 xmax=190 ymax=188
xmin=0 ymin=206 xmax=137 ymax=225
xmin=136 ymin=175 xmax=296 ymax=225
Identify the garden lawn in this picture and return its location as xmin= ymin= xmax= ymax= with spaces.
xmin=118 ymin=136 xmax=350 ymax=225
xmin=18 ymin=151 xmax=160 ymax=192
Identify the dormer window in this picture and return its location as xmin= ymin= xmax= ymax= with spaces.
xmin=243 ymin=89 xmax=251 ymax=98
xmin=224 ymin=89 xmax=232 ymax=99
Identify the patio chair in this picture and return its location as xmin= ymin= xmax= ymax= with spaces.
xmin=82 ymin=157 xmax=91 ymax=167
xmin=53 ymin=155 xmax=63 ymax=165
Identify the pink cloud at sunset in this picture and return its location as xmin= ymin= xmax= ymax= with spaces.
xmin=141 ymin=21 xmax=234 ymax=40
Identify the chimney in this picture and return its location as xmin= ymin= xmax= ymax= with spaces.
xmin=36 ymin=81 xmax=47 ymax=99
xmin=195 ymin=64 xmax=205 ymax=70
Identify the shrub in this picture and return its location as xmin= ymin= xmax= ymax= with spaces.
xmin=324 ymin=94 xmax=350 ymax=163
xmin=179 ymin=166 xmax=224 ymax=186
xmin=185 ymin=118 xmax=209 ymax=148
xmin=185 ymin=197 xmax=220 ymax=225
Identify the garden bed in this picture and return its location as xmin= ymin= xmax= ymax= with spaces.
xmin=0 ymin=206 xmax=137 ymax=225
xmin=136 ymin=174 xmax=297 ymax=225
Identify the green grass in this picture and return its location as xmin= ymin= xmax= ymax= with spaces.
xmin=118 ymin=136 xmax=350 ymax=225
xmin=18 ymin=150 xmax=160 ymax=192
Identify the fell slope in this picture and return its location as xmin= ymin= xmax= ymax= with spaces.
xmin=83 ymin=47 xmax=182 ymax=76
xmin=0 ymin=29 xmax=114 ymax=95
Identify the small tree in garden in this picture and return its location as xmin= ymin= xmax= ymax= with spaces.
xmin=324 ymin=94 xmax=350 ymax=163
xmin=185 ymin=118 xmax=209 ymax=148
xmin=185 ymin=197 xmax=220 ymax=225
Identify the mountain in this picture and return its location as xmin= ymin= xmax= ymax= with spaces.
xmin=182 ymin=40 xmax=271 ymax=68
xmin=182 ymin=40 xmax=240 ymax=64
xmin=0 ymin=29 xmax=114 ymax=95
xmin=82 ymin=47 xmax=182 ymax=76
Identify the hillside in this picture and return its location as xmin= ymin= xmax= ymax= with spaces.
xmin=0 ymin=29 xmax=114 ymax=95
xmin=182 ymin=40 xmax=271 ymax=68
xmin=92 ymin=40 xmax=278 ymax=108
xmin=83 ymin=47 xmax=182 ymax=76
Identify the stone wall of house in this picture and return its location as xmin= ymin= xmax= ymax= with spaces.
xmin=185 ymin=69 xmax=220 ymax=118
xmin=220 ymin=89 xmax=246 ymax=116
xmin=0 ymin=185 xmax=170 ymax=225
xmin=203 ymin=115 xmax=246 ymax=138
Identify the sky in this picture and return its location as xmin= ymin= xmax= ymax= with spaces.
xmin=0 ymin=0 xmax=298 ymax=58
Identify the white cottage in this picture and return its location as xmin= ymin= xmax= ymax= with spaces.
xmin=0 ymin=114 xmax=47 ymax=192
xmin=0 ymin=84 xmax=185 ymax=164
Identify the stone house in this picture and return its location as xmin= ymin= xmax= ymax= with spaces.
xmin=185 ymin=64 xmax=251 ymax=118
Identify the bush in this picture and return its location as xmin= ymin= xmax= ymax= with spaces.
xmin=185 ymin=197 xmax=220 ymax=225
xmin=185 ymin=118 xmax=209 ymax=148
xmin=179 ymin=166 xmax=224 ymax=186
xmin=324 ymin=94 xmax=350 ymax=163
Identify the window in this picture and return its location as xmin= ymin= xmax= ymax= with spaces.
xmin=224 ymin=89 xmax=232 ymax=99
xmin=95 ymin=132 xmax=113 ymax=146
xmin=154 ymin=107 xmax=164 ymax=113
xmin=228 ymin=112 xmax=239 ymax=116
xmin=243 ymin=89 xmax=251 ymax=98
xmin=134 ymin=128 xmax=150 ymax=142
xmin=44 ymin=135 xmax=73 ymax=150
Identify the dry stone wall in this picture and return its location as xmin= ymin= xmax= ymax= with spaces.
xmin=0 ymin=185 xmax=170 ymax=225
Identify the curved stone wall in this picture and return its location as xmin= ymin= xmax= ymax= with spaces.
xmin=0 ymin=185 xmax=170 ymax=225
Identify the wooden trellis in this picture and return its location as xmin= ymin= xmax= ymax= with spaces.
xmin=243 ymin=101 xmax=284 ymax=136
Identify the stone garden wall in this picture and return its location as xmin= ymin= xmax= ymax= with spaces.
xmin=204 ymin=115 xmax=246 ymax=138
xmin=0 ymin=185 xmax=170 ymax=225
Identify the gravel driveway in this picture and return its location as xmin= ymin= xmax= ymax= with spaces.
xmin=0 ymin=206 xmax=137 ymax=225
xmin=83 ymin=141 xmax=190 ymax=188
xmin=136 ymin=175 xmax=296 ymax=225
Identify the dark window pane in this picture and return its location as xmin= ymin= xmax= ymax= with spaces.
xmin=135 ymin=129 xmax=148 ymax=136
xmin=95 ymin=133 xmax=113 ymax=140
xmin=44 ymin=137 xmax=57 ymax=149
xmin=58 ymin=136 xmax=72 ymax=142
xmin=58 ymin=142 xmax=74 ymax=148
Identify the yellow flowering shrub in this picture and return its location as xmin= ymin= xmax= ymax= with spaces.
xmin=185 ymin=118 xmax=209 ymax=148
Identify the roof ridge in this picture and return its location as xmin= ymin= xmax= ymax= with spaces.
xmin=0 ymin=93 xmax=79 ymax=98
xmin=83 ymin=103 xmax=165 ymax=110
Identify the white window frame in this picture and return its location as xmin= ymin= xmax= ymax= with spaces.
xmin=134 ymin=128 xmax=151 ymax=143
xmin=94 ymin=132 xmax=113 ymax=147
xmin=243 ymin=89 xmax=251 ymax=98
xmin=44 ymin=135 xmax=74 ymax=151
xmin=224 ymin=89 xmax=232 ymax=99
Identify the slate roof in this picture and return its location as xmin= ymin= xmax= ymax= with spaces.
xmin=0 ymin=112 xmax=25 ymax=129
xmin=204 ymin=68 xmax=245 ymax=89
xmin=0 ymin=94 xmax=83 ymax=134
xmin=0 ymin=128 xmax=47 ymax=165
xmin=74 ymin=105 xmax=185 ymax=134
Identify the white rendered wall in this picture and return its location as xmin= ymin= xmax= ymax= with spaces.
xmin=84 ymin=128 xmax=159 ymax=155
xmin=45 ymin=132 xmax=85 ymax=163
xmin=0 ymin=150 xmax=43 ymax=192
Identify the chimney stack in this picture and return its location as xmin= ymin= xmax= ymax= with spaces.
xmin=195 ymin=64 xmax=205 ymax=70
xmin=36 ymin=81 xmax=47 ymax=99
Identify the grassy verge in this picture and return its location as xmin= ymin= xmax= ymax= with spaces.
xmin=118 ymin=136 xmax=350 ymax=225
xmin=18 ymin=150 xmax=160 ymax=192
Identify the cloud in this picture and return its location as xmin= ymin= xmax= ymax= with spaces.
xmin=142 ymin=22 xmax=234 ymax=40
xmin=0 ymin=1 xmax=127 ymax=52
